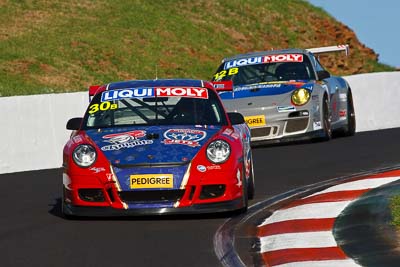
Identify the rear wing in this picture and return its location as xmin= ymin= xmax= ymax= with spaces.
xmin=88 ymin=85 xmax=106 ymax=102
xmin=306 ymin=44 xmax=349 ymax=56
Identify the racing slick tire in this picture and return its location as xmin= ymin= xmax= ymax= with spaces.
xmin=342 ymin=90 xmax=356 ymax=136
xmin=321 ymin=95 xmax=332 ymax=141
xmin=247 ymin=157 xmax=255 ymax=200
xmin=237 ymin=164 xmax=249 ymax=214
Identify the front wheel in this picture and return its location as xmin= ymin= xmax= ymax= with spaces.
xmin=237 ymin=165 xmax=248 ymax=214
xmin=321 ymin=95 xmax=332 ymax=140
xmin=247 ymin=156 xmax=255 ymax=200
xmin=343 ymin=90 xmax=356 ymax=136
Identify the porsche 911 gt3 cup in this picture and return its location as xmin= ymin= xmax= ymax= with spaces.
xmin=62 ymin=79 xmax=254 ymax=217
xmin=212 ymin=45 xmax=356 ymax=145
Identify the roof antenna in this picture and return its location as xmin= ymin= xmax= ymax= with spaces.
xmin=155 ymin=64 xmax=158 ymax=80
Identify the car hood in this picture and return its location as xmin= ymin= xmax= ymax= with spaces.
xmin=219 ymin=81 xmax=313 ymax=99
xmin=85 ymin=125 xmax=221 ymax=166
xmin=219 ymin=80 xmax=314 ymax=110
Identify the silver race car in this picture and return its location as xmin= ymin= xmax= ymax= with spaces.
xmin=212 ymin=45 xmax=356 ymax=145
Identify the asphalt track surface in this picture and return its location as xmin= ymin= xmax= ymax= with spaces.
xmin=1 ymin=128 xmax=400 ymax=267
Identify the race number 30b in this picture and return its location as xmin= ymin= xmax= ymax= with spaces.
xmin=88 ymin=102 xmax=118 ymax=114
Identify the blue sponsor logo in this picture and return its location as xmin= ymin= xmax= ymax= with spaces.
xmin=101 ymin=88 xmax=154 ymax=102
xmin=277 ymin=106 xmax=296 ymax=112
xmin=234 ymin=84 xmax=282 ymax=92
xmin=197 ymin=165 xmax=206 ymax=172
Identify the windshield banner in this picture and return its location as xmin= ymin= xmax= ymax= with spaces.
xmin=224 ymin=54 xmax=303 ymax=69
xmin=101 ymin=87 xmax=209 ymax=102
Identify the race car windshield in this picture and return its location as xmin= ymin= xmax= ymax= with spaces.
xmin=83 ymin=88 xmax=228 ymax=128
xmin=212 ymin=55 xmax=316 ymax=85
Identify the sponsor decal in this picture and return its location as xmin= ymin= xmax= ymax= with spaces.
xmin=245 ymin=158 xmax=251 ymax=178
xmin=302 ymin=84 xmax=313 ymax=90
xmin=101 ymin=87 xmax=208 ymax=101
xmin=277 ymin=106 xmax=296 ymax=112
xmin=231 ymin=132 xmax=240 ymax=139
xmin=224 ymin=54 xmax=303 ymax=69
xmin=234 ymin=83 xmax=282 ymax=92
xmin=223 ymin=128 xmax=233 ymax=135
xmin=207 ymin=165 xmax=222 ymax=171
xmin=162 ymin=129 xmax=207 ymax=147
xmin=101 ymin=130 xmax=153 ymax=151
xmin=103 ymin=130 xmax=146 ymax=141
xmin=197 ymin=165 xmax=206 ymax=172
xmin=236 ymin=168 xmax=242 ymax=188
xmin=89 ymin=167 xmax=106 ymax=173
xmin=244 ymin=115 xmax=266 ymax=128
xmin=339 ymin=110 xmax=347 ymax=117
xmin=72 ymin=135 xmax=83 ymax=143
xmin=313 ymin=121 xmax=322 ymax=130
xmin=88 ymin=102 xmax=118 ymax=114
xmin=130 ymin=174 xmax=173 ymax=189
xmin=106 ymin=173 xmax=114 ymax=181
xmin=339 ymin=93 xmax=347 ymax=100
xmin=222 ymin=128 xmax=240 ymax=140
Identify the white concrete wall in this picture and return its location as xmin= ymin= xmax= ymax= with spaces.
xmin=344 ymin=72 xmax=400 ymax=132
xmin=1 ymin=72 xmax=399 ymax=174
xmin=0 ymin=92 xmax=88 ymax=174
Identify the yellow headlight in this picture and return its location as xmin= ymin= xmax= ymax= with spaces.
xmin=291 ymin=88 xmax=311 ymax=106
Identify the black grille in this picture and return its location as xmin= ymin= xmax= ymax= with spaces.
xmin=78 ymin=189 xmax=105 ymax=202
xmin=119 ymin=190 xmax=185 ymax=203
xmin=200 ymin=185 xmax=226 ymax=199
xmin=285 ymin=118 xmax=309 ymax=133
xmin=251 ymin=127 xmax=271 ymax=138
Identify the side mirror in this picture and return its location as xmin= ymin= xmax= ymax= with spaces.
xmin=317 ymin=70 xmax=330 ymax=80
xmin=66 ymin=117 xmax=83 ymax=130
xmin=227 ymin=112 xmax=245 ymax=125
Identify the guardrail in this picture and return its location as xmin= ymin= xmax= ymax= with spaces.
xmin=1 ymin=72 xmax=400 ymax=174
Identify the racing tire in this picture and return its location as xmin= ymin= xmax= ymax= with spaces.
xmin=247 ymin=156 xmax=255 ymax=200
xmin=342 ymin=90 xmax=356 ymax=136
xmin=238 ymin=165 xmax=249 ymax=214
xmin=321 ymin=95 xmax=332 ymax=141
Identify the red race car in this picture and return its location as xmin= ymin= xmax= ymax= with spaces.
xmin=62 ymin=79 xmax=254 ymax=217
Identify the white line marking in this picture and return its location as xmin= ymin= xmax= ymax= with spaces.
xmin=260 ymin=231 xmax=336 ymax=253
xmin=274 ymin=259 xmax=361 ymax=267
xmin=307 ymin=177 xmax=400 ymax=198
xmin=259 ymin=201 xmax=351 ymax=226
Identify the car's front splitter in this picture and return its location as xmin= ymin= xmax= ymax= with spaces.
xmin=250 ymin=129 xmax=325 ymax=147
xmin=62 ymin=198 xmax=245 ymax=217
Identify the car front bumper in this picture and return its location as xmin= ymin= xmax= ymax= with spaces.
xmin=62 ymin=197 xmax=244 ymax=217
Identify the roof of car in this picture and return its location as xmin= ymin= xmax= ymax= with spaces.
xmin=108 ymin=79 xmax=210 ymax=90
xmin=222 ymin=48 xmax=311 ymax=63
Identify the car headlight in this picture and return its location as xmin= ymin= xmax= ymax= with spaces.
xmin=206 ymin=140 xmax=231 ymax=164
xmin=291 ymin=88 xmax=311 ymax=106
xmin=72 ymin=144 xmax=97 ymax=167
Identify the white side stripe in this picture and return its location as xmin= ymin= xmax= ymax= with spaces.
xmin=260 ymin=231 xmax=336 ymax=253
xmin=259 ymin=201 xmax=351 ymax=226
xmin=307 ymin=177 xmax=400 ymax=198
xmin=274 ymin=259 xmax=360 ymax=267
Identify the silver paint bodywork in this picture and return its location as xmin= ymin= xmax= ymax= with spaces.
xmin=213 ymin=46 xmax=355 ymax=145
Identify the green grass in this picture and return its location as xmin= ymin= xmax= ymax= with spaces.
xmin=390 ymin=195 xmax=400 ymax=228
xmin=0 ymin=0 xmax=395 ymax=96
